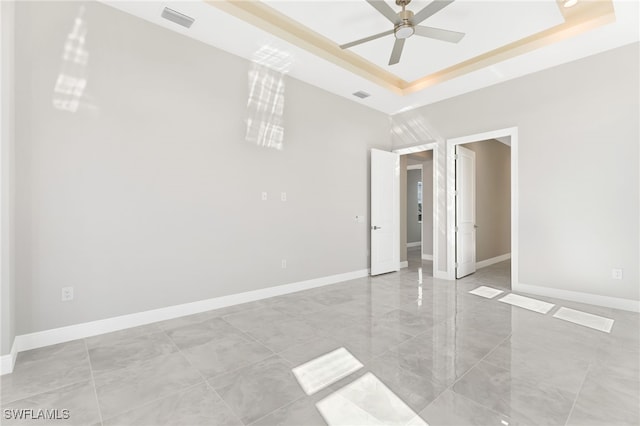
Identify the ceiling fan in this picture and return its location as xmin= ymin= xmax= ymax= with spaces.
xmin=339 ymin=0 xmax=465 ymax=65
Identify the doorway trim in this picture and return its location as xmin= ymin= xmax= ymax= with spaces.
xmin=393 ymin=142 xmax=443 ymax=278
xmin=406 ymin=164 xmax=423 ymax=252
xmin=446 ymin=127 xmax=518 ymax=285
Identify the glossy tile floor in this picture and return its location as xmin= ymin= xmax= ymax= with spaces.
xmin=2 ymin=248 xmax=639 ymax=425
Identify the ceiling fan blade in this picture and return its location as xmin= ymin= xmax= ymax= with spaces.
xmin=340 ymin=29 xmax=394 ymax=49
xmin=389 ymin=38 xmax=405 ymax=65
xmin=414 ymin=26 xmax=465 ymax=43
xmin=366 ymin=0 xmax=400 ymax=24
xmin=412 ymin=0 xmax=455 ymax=25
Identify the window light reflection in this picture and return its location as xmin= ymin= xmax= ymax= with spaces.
xmin=292 ymin=347 xmax=363 ymax=396
xmin=316 ymin=372 xmax=428 ymax=426
xmin=245 ymin=45 xmax=293 ymax=150
xmin=53 ymin=6 xmax=89 ymax=113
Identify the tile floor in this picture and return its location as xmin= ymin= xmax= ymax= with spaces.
xmin=1 ymin=247 xmax=639 ymax=425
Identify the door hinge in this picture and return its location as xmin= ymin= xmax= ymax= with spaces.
xmin=455 ymin=262 xmax=459 ymax=267
xmin=453 ymin=154 xmax=458 ymax=160
xmin=455 ymin=226 xmax=458 ymax=232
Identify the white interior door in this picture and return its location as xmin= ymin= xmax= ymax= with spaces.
xmin=455 ymin=145 xmax=476 ymax=278
xmin=371 ymin=149 xmax=400 ymax=276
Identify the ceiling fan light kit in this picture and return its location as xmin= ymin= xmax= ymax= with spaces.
xmin=340 ymin=0 xmax=465 ymax=66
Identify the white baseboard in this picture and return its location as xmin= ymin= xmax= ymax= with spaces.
xmin=406 ymin=242 xmax=421 ymax=248
xmin=515 ymin=282 xmax=640 ymax=313
xmin=0 ymin=340 xmax=18 ymax=375
xmin=422 ymin=254 xmax=433 ymax=261
xmin=400 ymin=261 xmax=409 ymax=269
xmin=434 ymin=270 xmax=452 ymax=280
xmin=3 ymin=268 xmax=369 ymax=375
xmin=476 ymin=253 xmax=511 ymax=269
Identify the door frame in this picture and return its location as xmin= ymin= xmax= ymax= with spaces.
xmin=393 ymin=142 xmax=440 ymax=277
xmin=446 ymin=127 xmax=518 ymax=285
xmin=406 ymin=164 xmax=423 ymax=253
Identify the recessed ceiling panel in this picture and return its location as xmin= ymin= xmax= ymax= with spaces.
xmin=266 ymin=0 xmax=565 ymax=81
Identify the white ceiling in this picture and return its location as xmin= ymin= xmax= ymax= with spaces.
xmin=266 ymin=0 xmax=564 ymax=81
xmin=101 ymin=0 xmax=639 ymax=114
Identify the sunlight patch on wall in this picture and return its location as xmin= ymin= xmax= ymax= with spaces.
xmin=391 ymin=109 xmax=436 ymax=147
xmin=245 ymin=45 xmax=293 ymax=150
xmin=53 ymin=6 xmax=89 ymax=113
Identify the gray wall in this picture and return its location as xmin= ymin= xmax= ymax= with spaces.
xmin=406 ymin=169 xmax=421 ymax=244
xmin=462 ymin=140 xmax=510 ymax=262
xmin=14 ymin=1 xmax=390 ymax=335
xmin=393 ymin=43 xmax=639 ymax=302
xmin=1 ymin=0 xmax=16 ymax=356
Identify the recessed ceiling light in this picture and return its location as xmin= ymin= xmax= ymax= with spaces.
xmin=563 ymin=0 xmax=578 ymax=8
xmin=353 ymin=91 xmax=371 ymax=99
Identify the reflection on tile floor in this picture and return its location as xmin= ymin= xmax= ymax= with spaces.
xmin=292 ymin=348 xmax=363 ymax=396
xmin=553 ymin=307 xmax=614 ymax=333
xmin=1 ymin=248 xmax=639 ymax=425
xmin=498 ymin=293 xmax=555 ymax=314
xmin=316 ymin=372 xmax=427 ymax=426
xmin=468 ymin=285 xmax=504 ymax=299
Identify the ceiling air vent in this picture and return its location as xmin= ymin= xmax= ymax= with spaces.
xmin=161 ymin=7 xmax=195 ymax=29
xmin=352 ymin=91 xmax=371 ymax=99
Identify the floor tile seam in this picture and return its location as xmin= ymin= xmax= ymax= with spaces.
xmin=91 ymin=342 xmax=207 ymax=420
xmin=563 ymin=362 xmax=593 ymax=426
xmin=164 ymin=331 xmax=246 ymax=425
xmin=99 ymin=380 xmax=207 ymax=425
xmin=163 ymin=325 xmax=272 ymax=375
xmin=86 ymin=325 xmax=161 ymax=349
xmin=208 ymin=385 xmax=246 ymax=425
xmin=443 ymin=333 xmax=513 ymax=416
xmin=86 ymin=329 xmax=170 ymax=351
xmin=478 ymin=355 xmax=589 ymax=398
xmin=207 ymin=316 xmax=271 ymax=348
xmin=14 ymin=344 xmax=89 ymax=369
xmin=206 ymin=353 xmax=288 ymax=392
xmin=429 ymin=387 xmax=511 ymax=422
xmin=219 ymin=312 xmax=300 ymax=338
xmin=243 ymin=393 xmax=308 ymax=426
xmin=83 ymin=339 xmax=104 ymax=425
xmin=156 ymin=312 xmax=222 ymax=333
xmin=0 ymin=375 xmax=93 ymax=407
xmin=85 ymin=338 xmax=183 ymax=377
xmin=204 ymin=363 xmax=305 ymax=426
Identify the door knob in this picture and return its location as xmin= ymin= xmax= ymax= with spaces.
xmin=372 ymin=226 xmax=382 ymax=230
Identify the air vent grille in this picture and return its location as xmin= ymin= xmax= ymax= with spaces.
xmin=352 ymin=91 xmax=371 ymax=99
xmin=161 ymin=7 xmax=195 ymax=28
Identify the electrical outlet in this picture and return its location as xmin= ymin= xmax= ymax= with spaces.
xmin=261 ymin=192 xmax=268 ymax=201
xmin=281 ymin=192 xmax=287 ymax=201
xmin=281 ymin=259 xmax=287 ymax=269
xmin=611 ymin=268 xmax=623 ymax=280
xmin=61 ymin=286 xmax=74 ymax=302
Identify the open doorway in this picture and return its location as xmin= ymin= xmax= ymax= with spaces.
xmin=447 ymin=128 xmax=518 ymax=290
xmin=403 ymin=151 xmax=434 ymax=276
xmin=393 ymin=142 xmax=439 ymax=278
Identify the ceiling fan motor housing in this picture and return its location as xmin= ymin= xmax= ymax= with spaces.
xmin=395 ymin=9 xmax=415 ymax=39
